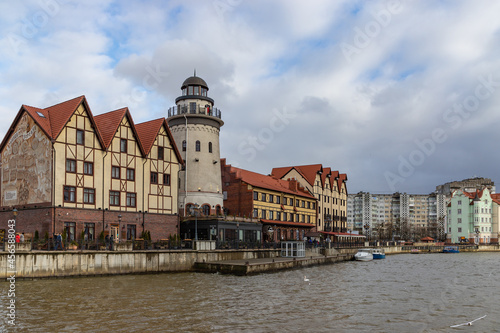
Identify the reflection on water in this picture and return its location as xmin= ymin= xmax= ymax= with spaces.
xmin=1 ymin=252 xmax=500 ymax=332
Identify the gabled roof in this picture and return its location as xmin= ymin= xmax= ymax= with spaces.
xmin=271 ymin=164 xmax=348 ymax=195
xmin=271 ymin=164 xmax=323 ymax=187
xmin=135 ymin=118 xmax=183 ymax=164
xmin=94 ymin=108 xmax=128 ymax=149
xmin=0 ymin=95 xmax=105 ymax=152
xmin=226 ymin=163 xmax=315 ymax=199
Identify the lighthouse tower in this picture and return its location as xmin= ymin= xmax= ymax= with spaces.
xmin=167 ymin=73 xmax=224 ymax=216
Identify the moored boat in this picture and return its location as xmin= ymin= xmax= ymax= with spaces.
xmin=443 ymin=246 xmax=459 ymax=253
xmin=372 ymin=248 xmax=386 ymax=259
xmin=354 ymin=249 xmax=374 ymax=261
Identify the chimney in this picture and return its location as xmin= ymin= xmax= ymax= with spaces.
xmin=289 ymin=179 xmax=298 ymax=192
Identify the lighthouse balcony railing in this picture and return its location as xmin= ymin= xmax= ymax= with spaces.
xmin=168 ymin=105 xmax=222 ymax=119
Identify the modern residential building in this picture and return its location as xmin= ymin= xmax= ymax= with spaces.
xmin=222 ymin=159 xmax=317 ymax=242
xmin=0 ymin=95 xmax=183 ymax=241
xmin=347 ymin=191 xmax=447 ymax=241
xmin=446 ymin=188 xmax=499 ymax=244
xmin=271 ymin=164 xmax=348 ymax=233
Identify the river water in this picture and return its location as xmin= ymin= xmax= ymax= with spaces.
xmin=1 ymin=252 xmax=499 ymax=332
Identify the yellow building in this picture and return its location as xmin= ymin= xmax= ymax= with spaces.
xmin=272 ymin=165 xmax=348 ymax=234
xmin=0 ymin=95 xmax=182 ymax=241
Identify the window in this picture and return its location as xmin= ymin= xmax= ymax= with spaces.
xmin=195 ymin=140 xmax=201 ymax=152
xmin=458 ymin=209 xmax=462 ymax=214
xmin=120 ymin=139 xmax=127 ymax=153
xmin=84 ymin=223 xmax=95 ymax=241
xmin=151 ymin=172 xmax=158 ymax=184
xmin=296 ymin=199 xmax=299 ymax=206
xmin=269 ymin=194 xmax=274 ymax=203
xmin=283 ymin=212 xmax=287 ymax=221
xmin=127 ymin=225 xmax=136 ymax=240
xmin=76 ymin=129 xmax=84 ymax=145
xmin=126 ymin=193 xmax=136 ymax=207
xmin=64 ymin=222 xmax=76 ymax=241
xmin=190 ymin=102 xmax=196 ymax=113
xmin=289 ymin=198 xmax=293 ymax=205
xmin=254 ymin=192 xmax=258 ymax=200
xmin=66 ymin=159 xmax=76 ymax=173
xmin=262 ymin=194 xmax=266 ymax=201
xmin=83 ymin=162 xmax=93 ymax=176
xmin=253 ymin=208 xmax=258 ymax=218
xmin=276 ymin=211 xmax=281 ymax=220
xmin=202 ymin=204 xmax=210 ymax=215
xmin=276 ymin=196 xmax=281 ymax=204
xmin=302 ymin=200 xmax=305 ymax=208
xmin=63 ymin=186 xmax=76 ymax=202
xmin=112 ymin=166 xmax=120 ymax=179
xmin=458 ymin=218 xmax=462 ymax=224
xmin=163 ymin=174 xmax=171 ymax=185
xmin=182 ymin=140 xmax=186 ymax=151
xmin=158 ymin=147 xmax=164 ymax=160
xmin=269 ymin=211 xmax=274 ymax=220
xmin=126 ymin=168 xmax=135 ymax=181
xmin=83 ymin=188 xmax=95 ymax=204
xmin=458 ymin=200 xmax=462 ymax=205
xmin=308 ymin=202 xmax=311 ymax=209
xmin=110 ymin=191 xmax=120 ymax=206
xmin=262 ymin=210 xmax=266 ymax=219
xmin=208 ymin=142 xmax=213 ymax=153
xmin=458 ymin=227 xmax=462 ymax=232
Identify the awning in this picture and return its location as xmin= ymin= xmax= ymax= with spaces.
xmin=261 ymin=219 xmax=315 ymax=228
xmin=321 ymin=231 xmax=366 ymax=238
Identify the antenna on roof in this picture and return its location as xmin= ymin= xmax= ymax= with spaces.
xmin=194 ymin=68 xmax=196 ymax=77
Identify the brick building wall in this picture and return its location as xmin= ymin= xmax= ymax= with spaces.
xmin=221 ymin=162 xmax=253 ymax=217
xmin=0 ymin=207 xmax=179 ymax=241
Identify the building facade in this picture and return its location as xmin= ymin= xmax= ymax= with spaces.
xmin=446 ymin=188 xmax=499 ymax=244
xmin=271 ymin=165 xmax=348 ymax=233
xmin=347 ymin=191 xmax=447 ymax=241
xmin=222 ymin=159 xmax=317 ymax=242
xmin=0 ymin=96 xmax=182 ymax=241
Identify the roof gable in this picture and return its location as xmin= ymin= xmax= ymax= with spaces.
xmin=135 ymin=118 xmax=183 ymax=164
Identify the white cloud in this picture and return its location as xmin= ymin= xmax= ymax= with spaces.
xmin=0 ymin=0 xmax=499 ymax=194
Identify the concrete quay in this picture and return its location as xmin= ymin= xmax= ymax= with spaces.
xmin=194 ymin=248 xmax=357 ymax=275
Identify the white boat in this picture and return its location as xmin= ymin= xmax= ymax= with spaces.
xmin=354 ymin=249 xmax=374 ymax=261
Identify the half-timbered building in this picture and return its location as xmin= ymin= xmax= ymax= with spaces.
xmin=0 ymin=95 xmax=182 ymax=241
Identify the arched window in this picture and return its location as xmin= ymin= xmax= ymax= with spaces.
xmin=195 ymin=140 xmax=201 ymax=152
xmin=216 ymin=205 xmax=221 ymax=216
xmin=185 ymin=204 xmax=194 ymax=216
xmin=182 ymin=140 xmax=186 ymax=152
xmin=208 ymin=142 xmax=212 ymax=153
xmin=202 ymin=204 xmax=211 ymax=216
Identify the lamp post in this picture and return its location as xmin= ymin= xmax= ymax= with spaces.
xmin=118 ymin=214 xmax=122 ymax=242
xmin=475 ymin=227 xmax=480 ymax=245
xmin=236 ymin=221 xmax=240 ymax=249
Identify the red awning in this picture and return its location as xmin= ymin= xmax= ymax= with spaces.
xmin=320 ymin=231 xmax=366 ymax=238
xmin=261 ymin=219 xmax=315 ymax=228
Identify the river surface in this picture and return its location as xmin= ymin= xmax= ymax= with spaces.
xmin=1 ymin=252 xmax=500 ymax=332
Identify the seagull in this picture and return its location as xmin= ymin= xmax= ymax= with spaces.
xmin=304 ymin=276 xmax=310 ymax=282
xmin=450 ymin=315 xmax=486 ymax=328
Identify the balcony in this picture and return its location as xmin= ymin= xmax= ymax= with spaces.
xmin=168 ymin=105 xmax=222 ymax=120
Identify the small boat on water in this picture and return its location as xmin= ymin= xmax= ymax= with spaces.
xmin=372 ymin=248 xmax=386 ymax=259
xmin=443 ymin=246 xmax=459 ymax=253
xmin=354 ymin=249 xmax=374 ymax=261
xmin=410 ymin=249 xmax=420 ymax=254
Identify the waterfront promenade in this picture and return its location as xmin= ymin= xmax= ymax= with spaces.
xmin=1 ymin=243 xmax=499 ymax=279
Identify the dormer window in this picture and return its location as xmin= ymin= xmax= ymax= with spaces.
xmin=36 ymin=111 xmax=45 ymax=118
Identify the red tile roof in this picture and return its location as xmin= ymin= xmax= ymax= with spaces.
xmin=226 ymin=163 xmax=315 ymax=199
xmin=0 ymin=96 xmax=182 ymax=164
xmin=94 ymin=108 xmax=128 ymax=149
xmin=271 ymin=164 xmax=348 ymax=195
xmin=135 ymin=118 xmax=183 ymax=164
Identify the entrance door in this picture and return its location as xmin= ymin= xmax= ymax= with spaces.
xmin=110 ymin=225 xmax=119 ymax=242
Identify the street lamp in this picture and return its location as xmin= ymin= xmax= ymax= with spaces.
xmin=236 ymin=221 xmax=240 ymax=249
xmin=118 ymin=214 xmax=122 ymax=242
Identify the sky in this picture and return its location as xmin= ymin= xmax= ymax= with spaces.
xmin=0 ymin=0 xmax=499 ymax=195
